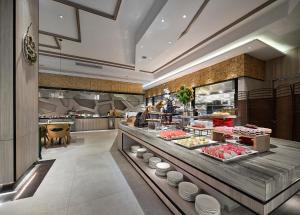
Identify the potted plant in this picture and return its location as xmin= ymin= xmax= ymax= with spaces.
xmin=176 ymin=86 xmax=193 ymax=115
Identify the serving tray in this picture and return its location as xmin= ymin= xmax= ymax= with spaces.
xmin=197 ymin=145 xmax=258 ymax=162
xmin=157 ymin=134 xmax=191 ymax=141
xmin=172 ymin=139 xmax=218 ymax=149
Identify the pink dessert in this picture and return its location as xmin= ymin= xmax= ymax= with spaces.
xmin=214 ymin=126 xmax=234 ymax=135
xmin=201 ymin=144 xmax=250 ymax=160
xmin=159 ymin=130 xmax=187 ymax=139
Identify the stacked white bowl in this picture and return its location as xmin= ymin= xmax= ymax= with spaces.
xmin=155 ymin=162 xmax=171 ymax=177
xmin=130 ymin=145 xmax=140 ymax=153
xmin=149 ymin=157 xmax=162 ymax=169
xmin=195 ymin=194 xmax=221 ymax=215
xmin=136 ymin=147 xmax=147 ymax=158
xmin=143 ymin=153 xmax=154 ymax=163
xmin=178 ymin=182 xmax=199 ymax=201
xmin=167 ymin=171 xmax=183 ymax=187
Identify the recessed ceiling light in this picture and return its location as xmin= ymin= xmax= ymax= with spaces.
xmin=59 ymin=15 xmax=64 ymax=19
xmin=182 ymin=15 xmax=187 ymax=19
xmin=168 ymin=41 xmax=172 ymax=44
xmin=161 ymin=18 xmax=165 ymax=23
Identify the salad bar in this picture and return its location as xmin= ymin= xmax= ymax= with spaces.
xmin=118 ymin=122 xmax=300 ymax=215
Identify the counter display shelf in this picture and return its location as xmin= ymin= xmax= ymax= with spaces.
xmin=117 ymin=122 xmax=300 ymax=215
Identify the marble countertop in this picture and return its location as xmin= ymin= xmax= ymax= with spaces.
xmin=119 ymin=123 xmax=300 ymax=202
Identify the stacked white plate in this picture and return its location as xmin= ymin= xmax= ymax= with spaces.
xmin=143 ymin=153 xmax=154 ymax=163
xmin=131 ymin=145 xmax=140 ymax=153
xmin=167 ymin=171 xmax=183 ymax=187
xmin=149 ymin=157 xmax=162 ymax=169
xmin=155 ymin=162 xmax=171 ymax=177
xmin=136 ymin=147 xmax=147 ymax=158
xmin=178 ymin=182 xmax=199 ymax=202
xmin=195 ymin=194 xmax=221 ymax=215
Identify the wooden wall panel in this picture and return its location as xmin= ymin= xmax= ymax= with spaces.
xmin=15 ymin=0 xmax=39 ymax=179
xmin=266 ymin=47 xmax=300 ymax=87
xmin=0 ymin=0 xmax=14 ymax=184
xmin=248 ymin=98 xmax=274 ymax=130
xmin=276 ymin=96 xmax=293 ymax=139
xmin=294 ymin=94 xmax=300 ymax=142
xmin=39 ymin=73 xmax=144 ymax=94
xmin=237 ymin=100 xmax=248 ymax=126
xmin=145 ymin=54 xmax=265 ymax=97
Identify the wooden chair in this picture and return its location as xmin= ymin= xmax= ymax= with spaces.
xmin=46 ymin=124 xmax=70 ymax=147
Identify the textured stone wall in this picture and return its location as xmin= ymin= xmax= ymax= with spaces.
xmin=39 ymin=73 xmax=144 ymax=94
xmin=145 ymin=54 xmax=265 ymax=97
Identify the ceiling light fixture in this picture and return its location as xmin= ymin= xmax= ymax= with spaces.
xmin=182 ymin=15 xmax=187 ymax=19
xmin=168 ymin=41 xmax=172 ymax=44
xmin=59 ymin=15 xmax=64 ymax=19
xmin=161 ymin=18 xmax=165 ymax=23
xmin=143 ymin=36 xmax=290 ymax=89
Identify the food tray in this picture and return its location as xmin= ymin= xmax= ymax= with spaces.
xmin=172 ymin=139 xmax=218 ymax=149
xmin=197 ymin=145 xmax=258 ymax=162
xmin=157 ymin=134 xmax=191 ymax=141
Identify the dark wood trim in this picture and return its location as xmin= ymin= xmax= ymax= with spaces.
xmin=39 ymin=49 xmax=135 ymax=70
xmin=52 ymin=0 xmax=122 ymax=20
xmin=39 ymin=36 xmax=61 ymax=50
xmin=179 ymin=0 xmax=210 ymax=39
xmin=113 ymin=0 xmax=122 ymax=20
xmin=152 ymin=0 xmax=278 ymax=73
xmin=75 ymin=9 xmax=81 ymax=41
xmin=39 ymin=7 xmax=81 ymax=42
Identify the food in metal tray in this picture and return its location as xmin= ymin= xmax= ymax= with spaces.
xmin=175 ymin=136 xmax=209 ymax=148
xmin=200 ymin=144 xmax=253 ymax=160
xmin=159 ymin=130 xmax=187 ymax=139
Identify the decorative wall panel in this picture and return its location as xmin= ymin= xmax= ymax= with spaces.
xmin=145 ymin=54 xmax=265 ymax=97
xmin=39 ymin=73 xmax=144 ymax=94
xmin=0 ymin=0 xmax=14 ymax=184
xmin=39 ymin=89 xmax=144 ymax=116
xmin=15 ymin=0 xmax=39 ymax=179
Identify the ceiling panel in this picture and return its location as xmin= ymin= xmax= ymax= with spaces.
xmin=39 ymin=34 xmax=57 ymax=46
xmin=39 ymin=55 xmax=153 ymax=83
xmin=136 ymin=0 xmax=273 ymax=72
xmin=67 ymin=0 xmax=118 ymax=14
xmin=39 ymin=0 xmax=78 ymax=39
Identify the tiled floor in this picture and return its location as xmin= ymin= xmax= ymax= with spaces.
xmin=0 ymin=130 xmax=172 ymax=215
xmin=1 ymin=130 xmax=299 ymax=215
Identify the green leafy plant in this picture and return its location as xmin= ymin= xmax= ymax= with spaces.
xmin=176 ymin=86 xmax=193 ymax=106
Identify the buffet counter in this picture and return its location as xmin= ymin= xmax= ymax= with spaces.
xmin=75 ymin=117 xmax=122 ymax=131
xmin=117 ymin=122 xmax=300 ymax=215
xmin=39 ymin=117 xmax=123 ymax=131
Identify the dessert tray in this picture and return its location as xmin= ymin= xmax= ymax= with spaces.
xmin=172 ymin=137 xmax=218 ymax=149
xmin=157 ymin=130 xmax=191 ymax=140
xmin=198 ymin=143 xmax=258 ymax=162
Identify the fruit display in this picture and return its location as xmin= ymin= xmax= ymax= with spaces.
xmin=173 ymin=136 xmax=217 ymax=149
xmin=199 ymin=144 xmax=257 ymax=162
xmin=159 ymin=130 xmax=188 ymax=140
